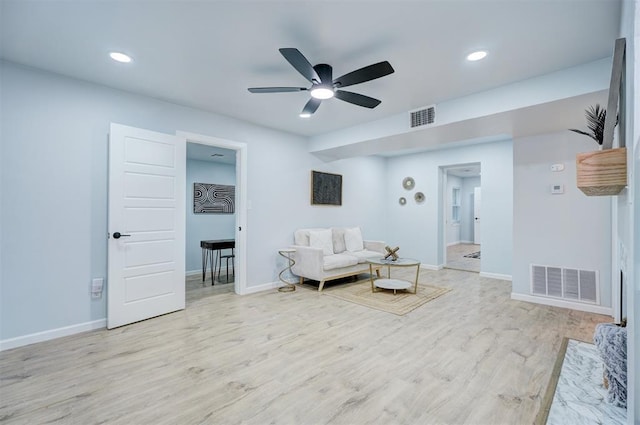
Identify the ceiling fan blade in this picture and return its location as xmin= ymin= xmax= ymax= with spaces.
xmin=301 ymin=98 xmax=322 ymax=115
xmin=248 ymin=87 xmax=307 ymax=93
xmin=333 ymin=61 xmax=394 ymax=88
xmin=335 ymin=90 xmax=381 ymax=108
xmin=279 ymin=48 xmax=321 ymax=83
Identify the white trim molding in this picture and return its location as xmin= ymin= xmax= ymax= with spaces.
xmin=420 ymin=263 xmax=444 ymax=271
xmin=242 ymin=281 xmax=282 ymax=295
xmin=177 ymin=131 xmax=248 ymax=297
xmin=480 ymin=272 xmax=512 ymax=281
xmin=0 ymin=319 xmax=107 ymax=351
xmin=511 ymin=293 xmax=613 ymax=316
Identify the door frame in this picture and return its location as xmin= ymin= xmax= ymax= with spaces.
xmin=439 ymin=162 xmax=482 ymax=269
xmin=177 ymin=131 xmax=248 ymax=295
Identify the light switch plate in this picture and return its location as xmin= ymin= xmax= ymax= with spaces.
xmin=550 ymin=163 xmax=565 ymax=172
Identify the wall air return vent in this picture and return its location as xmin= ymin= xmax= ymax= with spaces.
xmin=409 ymin=105 xmax=436 ymax=128
xmin=530 ymin=264 xmax=598 ymax=304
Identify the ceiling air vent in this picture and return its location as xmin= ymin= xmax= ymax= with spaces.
xmin=409 ymin=105 xmax=436 ymax=128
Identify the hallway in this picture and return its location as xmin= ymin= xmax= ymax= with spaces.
xmin=446 ymin=243 xmax=481 ymax=273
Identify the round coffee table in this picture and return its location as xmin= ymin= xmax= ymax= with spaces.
xmin=367 ymin=257 xmax=421 ymax=294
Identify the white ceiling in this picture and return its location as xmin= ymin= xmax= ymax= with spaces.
xmin=187 ymin=143 xmax=236 ymax=165
xmin=0 ymin=0 xmax=621 ymax=141
xmin=446 ymin=163 xmax=482 ymax=178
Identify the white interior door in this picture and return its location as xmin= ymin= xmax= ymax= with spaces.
xmin=473 ymin=186 xmax=481 ymax=244
xmin=108 ymin=123 xmax=186 ymax=329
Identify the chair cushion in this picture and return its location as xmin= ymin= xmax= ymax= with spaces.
xmin=309 ymin=229 xmax=334 ymax=256
xmin=348 ymin=249 xmax=383 ymax=263
xmin=345 ymin=227 xmax=364 ymax=252
xmin=323 ymin=254 xmax=359 ymax=271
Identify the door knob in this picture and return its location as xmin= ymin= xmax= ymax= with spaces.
xmin=113 ymin=232 xmax=131 ymax=239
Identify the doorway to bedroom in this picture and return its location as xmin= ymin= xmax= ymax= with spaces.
xmin=442 ymin=163 xmax=481 ymax=273
xmin=184 ymin=142 xmax=237 ymax=303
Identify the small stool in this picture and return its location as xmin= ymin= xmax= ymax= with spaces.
xmin=217 ymin=248 xmax=235 ymax=283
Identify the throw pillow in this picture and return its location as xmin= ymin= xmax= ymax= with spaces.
xmin=309 ymin=229 xmax=334 ymax=256
xmin=344 ymin=227 xmax=364 ymax=252
xmin=332 ymin=228 xmax=346 ymax=253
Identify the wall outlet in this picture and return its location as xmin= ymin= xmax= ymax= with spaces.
xmin=91 ymin=278 xmax=104 ymax=298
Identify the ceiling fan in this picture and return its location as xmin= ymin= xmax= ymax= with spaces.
xmin=248 ymin=48 xmax=395 ymax=117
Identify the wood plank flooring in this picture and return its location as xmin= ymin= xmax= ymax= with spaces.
xmin=446 ymin=243 xmax=481 ymax=273
xmin=0 ymin=268 xmax=609 ymax=424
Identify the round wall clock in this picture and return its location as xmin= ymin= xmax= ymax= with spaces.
xmin=402 ymin=177 xmax=415 ymax=190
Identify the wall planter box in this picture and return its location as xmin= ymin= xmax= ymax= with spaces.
xmin=576 ymin=147 xmax=627 ymax=196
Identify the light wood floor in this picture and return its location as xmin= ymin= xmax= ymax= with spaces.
xmin=446 ymin=243 xmax=481 ymax=273
xmin=186 ymin=273 xmax=234 ymax=304
xmin=1 ymin=268 xmax=609 ymax=424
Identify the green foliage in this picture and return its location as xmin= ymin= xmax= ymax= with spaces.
xmin=569 ymin=104 xmax=616 ymax=146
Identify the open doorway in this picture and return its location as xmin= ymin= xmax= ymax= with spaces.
xmin=185 ymin=142 xmax=237 ymax=303
xmin=442 ymin=163 xmax=481 ymax=273
xmin=177 ymin=131 xmax=248 ymax=300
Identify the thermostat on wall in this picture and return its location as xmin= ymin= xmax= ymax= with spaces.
xmin=551 ymin=184 xmax=564 ymax=194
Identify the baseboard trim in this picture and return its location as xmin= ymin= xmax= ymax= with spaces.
xmin=420 ymin=263 xmax=444 ymax=271
xmin=0 ymin=319 xmax=107 ymax=352
xmin=242 ymin=281 xmax=281 ymax=295
xmin=479 ymin=272 xmax=512 ymax=281
xmin=187 ymin=267 xmax=234 ymax=279
xmin=511 ymin=293 xmax=613 ymax=316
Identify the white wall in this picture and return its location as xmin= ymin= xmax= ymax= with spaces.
xmin=0 ymin=61 xmax=387 ymax=342
xmin=385 ymin=140 xmax=513 ymax=276
xmin=185 ymin=159 xmax=236 ymax=273
xmin=461 ymin=176 xmax=481 ymax=243
xmin=512 ymin=131 xmax=612 ymax=308
xmin=618 ymin=0 xmax=638 ymax=419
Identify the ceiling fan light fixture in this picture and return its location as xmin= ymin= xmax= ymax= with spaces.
xmin=466 ymin=51 xmax=487 ymax=61
xmin=109 ymin=51 xmax=132 ymax=63
xmin=310 ymin=86 xmax=334 ymax=100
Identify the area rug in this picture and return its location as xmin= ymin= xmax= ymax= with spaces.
xmin=463 ymin=251 xmax=481 ymax=259
xmin=318 ymin=279 xmax=451 ymax=316
xmin=535 ymin=338 xmax=626 ymax=425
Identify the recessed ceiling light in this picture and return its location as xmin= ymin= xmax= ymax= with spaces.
xmin=109 ymin=52 xmax=132 ymax=63
xmin=466 ymin=51 xmax=487 ymax=62
xmin=299 ymin=112 xmax=312 ymax=118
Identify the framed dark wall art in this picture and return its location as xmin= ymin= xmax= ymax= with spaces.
xmin=193 ymin=182 xmax=235 ymax=214
xmin=311 ymin=170 xmax=342 ymax=206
